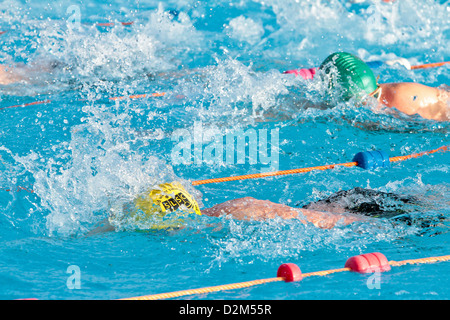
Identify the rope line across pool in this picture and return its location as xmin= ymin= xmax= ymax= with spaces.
xmin=1 ymin=145 xmax=448 ymax=192
xmin=119 ymin=253 xmax=450 ymax=300
xmin=191 ymin=145 xmax=449 ymax=186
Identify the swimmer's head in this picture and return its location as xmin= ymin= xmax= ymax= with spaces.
xmin=109 ymin=182 xmax=201 ymax=230
xmin=319 ymin=52 xmax=378 ymax=101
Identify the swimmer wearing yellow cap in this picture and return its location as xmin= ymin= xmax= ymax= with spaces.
xmin=319 ymin=52 xmax=449 ymax=121
xmin=89 ymin=181 xmax=433 ymax=235
xmin=106 ymin=181 xmax=201 ymax=231
xmin=89 ymin=181 xmax=366 ymax=235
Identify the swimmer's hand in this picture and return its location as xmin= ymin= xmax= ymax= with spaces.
xmin=201 ymin=197 xmax=363 ymax=229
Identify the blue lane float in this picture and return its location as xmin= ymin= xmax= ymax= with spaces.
xmin=353 ymin=150 xmax=390 ymax=170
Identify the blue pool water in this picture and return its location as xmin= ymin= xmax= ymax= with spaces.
xmin=0 ymin=0 xmax=449 ymax=300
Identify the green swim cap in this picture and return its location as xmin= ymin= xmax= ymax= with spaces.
xmin=319 ymin=52 xmax=378 ymax=101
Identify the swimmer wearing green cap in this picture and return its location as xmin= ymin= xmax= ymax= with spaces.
xmin=1 ymin=52 xmax=447 ymax=120
xmin=319 ymin=52 xmax=449 ymax=121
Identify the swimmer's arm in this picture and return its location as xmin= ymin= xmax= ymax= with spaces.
xmin=201 ymin=197 xmax=363 ymax=229
xmin=0 ymin=65 xmax=24 ymax=85
xmin=86 ymin=196 xmax=363 ymax=235
xmin=86 ymin=218 xmax=115 ymax=236
xmin=377 ymin=83 xmax=449 ymax=121
xmin=0 ymin=60 xmax=63 ymax=85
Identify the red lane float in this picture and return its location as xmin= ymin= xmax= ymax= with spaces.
xmin=277 ymin=263 xmax=303 ymax=282
xmin=345 ymin=252 xmax=391 ymax=273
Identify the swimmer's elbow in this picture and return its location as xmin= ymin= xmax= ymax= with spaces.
xmin=86 ymin=218 xmax=116 ymax=236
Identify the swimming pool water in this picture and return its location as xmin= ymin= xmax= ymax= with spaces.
xmin=0 ymin=0 xmax=449 ymax=300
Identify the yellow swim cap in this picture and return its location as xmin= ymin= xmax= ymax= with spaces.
xmin=135 ymin=182 xmax=201 ymax=216
xmin=109 ymin=182 xmax=201 ymax=230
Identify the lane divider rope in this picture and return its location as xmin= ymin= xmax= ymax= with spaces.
xmin=0 ymin=99 xmax=52 ymax=111
xmin=410 ymin=61 xmax=450 ymax=70
xmin=1 ymin=145 xmax=448 ymax=192
xmin=191 ymin=145 xmax=449 ymax=186
xmin=95 ymin=21 xmax=134 ymax=27
xmin=1 ymin=93 xmax=166 ymax=111
xmin=109 ymin=92 xmax=166 ymax=101
xmin=119 ymin=253 xmax=450 ymax=300
xmin=284 ymin=60 xmax=449 ymax=78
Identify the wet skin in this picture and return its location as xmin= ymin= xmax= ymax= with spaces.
xmin=376 ymin=83 xmax=449 ymax=121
